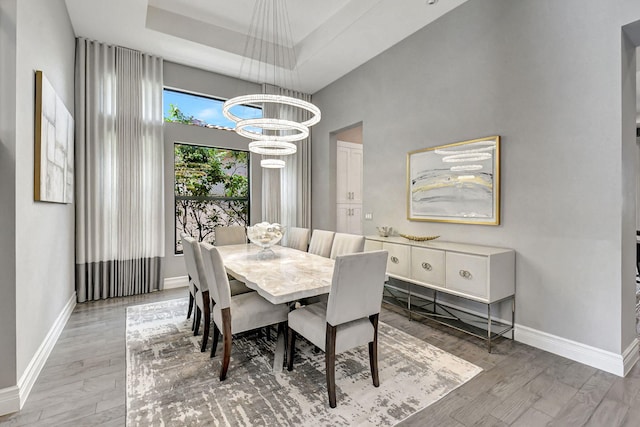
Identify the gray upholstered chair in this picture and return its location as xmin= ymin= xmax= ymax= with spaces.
xmin=284 ymin=227 xmax=310 ymax=251
xmin=214 ymin=225 xmax=247 ymax=246
xmin=308 ymin=229 xmax=335 ymax=258
xmin=181 ymin=235 xmax=212 ymax=351
xmin=201 ymin=243 xmax=289 ymax=380
xmin=287 ymin=250 xmax=388 ymax=408
xmin=180 ymin=233 xmax=198 ymax=323
xmin=329 ymin=233 xmax=365 ymax=259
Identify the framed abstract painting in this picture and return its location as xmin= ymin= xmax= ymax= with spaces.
xmin=407 ymin=136 xmax=500 ymax=225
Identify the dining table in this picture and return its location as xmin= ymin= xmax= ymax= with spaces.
xmin=214 ymin=243 xmax=336 ymax=370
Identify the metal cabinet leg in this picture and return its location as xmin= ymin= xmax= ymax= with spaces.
xmin=487 ymin=303 xmax=492 ymax=353
xmin=511 ymin=297 xmax=515 ymax=340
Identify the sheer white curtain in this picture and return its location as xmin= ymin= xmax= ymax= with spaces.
xmin=261 ymin=84 xmax=312 ymax=229
xmin=75 ymin=38 xmax=164 ymax=302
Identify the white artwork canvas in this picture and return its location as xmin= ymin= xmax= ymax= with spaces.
xmin=35 ymin=70 xmax=74 ymax=204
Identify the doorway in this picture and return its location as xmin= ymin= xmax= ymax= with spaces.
xmin=335 ymin=125 xmax=363 ymax=235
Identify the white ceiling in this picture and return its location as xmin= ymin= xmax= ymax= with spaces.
xmin=64 ymin=0 xmax=468 ymax=94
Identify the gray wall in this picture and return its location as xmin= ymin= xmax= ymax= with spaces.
xmin=163 ymin=62 xmax=263 ymax=279
xmin=0 ymin=0 xmax=18 ymax=390
xmin=0 ymin=0 xmax=75 ymax=390
xmin=14 ymin=0 xmax=76 ymax=378
xmin=312 ymin=0 xmax=640 ymax=355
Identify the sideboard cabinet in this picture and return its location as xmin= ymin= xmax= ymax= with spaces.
xmin=365 ymin=236 xmax=515 ymax=352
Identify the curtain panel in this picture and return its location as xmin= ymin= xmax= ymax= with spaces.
xmin=75 ymin=38 xmax=165 ymax=302
xmin=261 ymin=84 xmax=312 ymax=230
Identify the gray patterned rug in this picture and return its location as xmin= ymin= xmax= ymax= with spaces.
xmin=126 ymin=298 xmax=481 ymax=426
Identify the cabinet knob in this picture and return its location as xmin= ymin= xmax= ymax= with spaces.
xmin=390 ymin=256 xmax=399 ymax=264
xmin=459 ymin=269 xmax=472 ymax=279
xmin=422 ymin=262 xmax=432 ymax=271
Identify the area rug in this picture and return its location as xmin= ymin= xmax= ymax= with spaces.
xmin=126 ymin=298 xmax=481 ymax=426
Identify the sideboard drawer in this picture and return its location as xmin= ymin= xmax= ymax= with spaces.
xmin=383 ymin=243 xmax=411 ymax=278
xmin=364 ymin=239 xmax=383 ymax=252
xmin=411 ymin=247 xmax=445 ymax=286
xmin=446 ymin=253 xmax=488 ymax=298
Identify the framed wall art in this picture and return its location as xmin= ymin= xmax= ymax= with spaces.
xmin=34 ymin=70 xmax=74 ymax=204
xmin=407 ymin=135 xmax=500 ymax=225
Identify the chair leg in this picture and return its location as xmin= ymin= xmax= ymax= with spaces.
xmin=187 ymin=291 xmax=194 ymax=319
xmin=287 ymin=327 xmax=296 ymax=371
xmin=325 ymin=323 xmax=337 ymax=408
xmin=193 ymin=307 xmax=201 ymax=336
xmin=220 ymin=308 xmax=232 ymax=381
xmin=369 ymin=314 xmax=380 ymax=387
xmin=211 ymin=323 xmax=220 ymax=358
xmin=200 ymin=291 xmax=210 ymax=352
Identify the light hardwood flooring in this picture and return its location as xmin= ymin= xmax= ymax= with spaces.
xmin=1 ymin=287 xmax=639 ymax=426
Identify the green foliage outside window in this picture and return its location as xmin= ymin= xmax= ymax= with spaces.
xmin=175 ymin=143 xmax=249 ymax=253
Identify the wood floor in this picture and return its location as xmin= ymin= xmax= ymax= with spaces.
xmin=1 ymin=287 xmax=639 ymax=426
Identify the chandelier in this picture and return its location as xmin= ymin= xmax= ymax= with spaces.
xmin=222 ymin=0 xmax=321 ymax=165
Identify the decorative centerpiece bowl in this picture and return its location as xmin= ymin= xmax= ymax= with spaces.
xmin=247 ymin=222 xmax=285 ymax=258
xmin=377 ymin=226 xmax=392 ymax=237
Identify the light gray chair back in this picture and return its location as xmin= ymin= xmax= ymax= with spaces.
xmin=285 ymin=227 xmax=310 ymax=251
xmin=200 ymin=243 xmax=232 ymax=309
xmin=326 ymin=250 xmax=388 ymax=326
xmin=214 ymin=226 xmax=247 ymax=246
xmin=308 ymin=229 xmax=335 ymax=258
xmin=329 ymin=233 xmax=365 ymax=259
xmin=182 ymin=235 xmax=208 ymax=292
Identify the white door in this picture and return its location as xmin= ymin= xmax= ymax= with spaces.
xmin=336 ymin=144 xmax=350 ymax=203
xmin=348 ymin=147 xmax=363 ymax=203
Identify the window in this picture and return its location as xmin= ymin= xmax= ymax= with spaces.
xmin=163 ymin=88 xmax=261 ymax=130
xmin=174 ymin=143 xmax=249 ymax=253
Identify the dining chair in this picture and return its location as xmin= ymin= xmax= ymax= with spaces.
xmin=183 ymin=236 xmax=253 ymax=352
xmin=308 ymin=229 xmax=335 ymax=258
xmin=180 ymin=233 xmax=198 ymax=323
xmin=181 ymin=235 xmax=212 ymax=352
xmin=214 ymin=225 xmax=247 ymax=246
xmin=284 ymin=227 xmax=310 ymax=251
xmin=329 ymin=233 xmax=365 ymax=259
xmin=200 ymin=243 xmax=290 ymax=380
xmin=286 ymin=250 xmax=388 ymax=408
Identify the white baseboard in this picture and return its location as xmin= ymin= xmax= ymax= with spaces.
xmin=164 ymin=276 xmax=188 ymax=289
xmin=623 ymin=338 xmax=640 ymax=376
xmin=387 ymin=282 xmax=639 ymax=377
xmin=515 ymin=324 xmax=638 ymax=377
xmin=0 ymin=386 xmax=19 ymax=417
xmin=17 ymin=292 xmax=76 ymax=409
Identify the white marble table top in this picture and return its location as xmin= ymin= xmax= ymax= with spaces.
xmin=215 ymin=243 xmax=335 ymax=304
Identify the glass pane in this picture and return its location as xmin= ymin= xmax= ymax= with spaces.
xmin=175 ymin=145 xmax=248 ymax=198
xmin=175 ymin=199 xmax=249 ymax=254
xmin=164 ymin=89 xmax=261 ymax=130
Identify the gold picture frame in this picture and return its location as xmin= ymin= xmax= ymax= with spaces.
xmin=34 ymin=70 xmax=74 ymax=204
xmin=407 ymin=135 xmax=500 ymax=225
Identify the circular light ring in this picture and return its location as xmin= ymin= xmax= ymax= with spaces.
xmin=442 ymin=152 xmax=492 ymax=163
xmin=261 ymin=159 xmax=285 ymax=168
xmin=249 ymin=140 xmax=297 ymax=156
xmin=236 ymin=118 xmax=309 ymax=142
xmin=223 ymin=94 xmax=321 ymax=127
